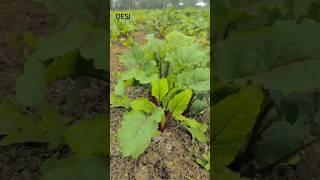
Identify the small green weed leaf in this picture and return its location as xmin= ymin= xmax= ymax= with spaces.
xmin=41 ymin=155 xmax=107 ymax=180
xmin=110 ymin=94 xmax=131 ymax=109
xmin=176 ymin=115 xmax=208 ymax=143
xmin=213 ymin=86 xmax=263 ymax=176
xmin=63 ymin=115 xmax=106 ymax=156
xmin=196 ymin=152 xmax=210 ymax=171
xmin=151 ymin=78 xmax=169 ymax=104
xmin=130 ymin=98 xmax=155 ymax=113
xmin=168 ymin=89 xmax=192 ymax=116
xmin=186 ymin=126 xmax=208 ymax=143
xmin=118 ymin=110 xmax=159 ymax=159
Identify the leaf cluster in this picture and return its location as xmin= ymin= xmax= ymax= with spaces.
xmin=111 ymin=31 xmax=210 ymax=159
xmin=145 ymin=7 xmax=210 ymax=41
xmin=213 ymin=0 xmax=320 ymax=178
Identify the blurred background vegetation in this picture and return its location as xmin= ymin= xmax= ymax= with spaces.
xmin=111 ymin=0 xmax=210 ymax=10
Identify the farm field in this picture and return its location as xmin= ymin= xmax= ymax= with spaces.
xmin=110 ymin=8 xmax=211 ymax=179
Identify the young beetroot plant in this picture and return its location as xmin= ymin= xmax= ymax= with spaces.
xmin=111 ymin=31 xmax=210 ymax=159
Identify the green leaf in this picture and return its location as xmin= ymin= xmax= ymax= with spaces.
xmin=45 ymin=50 xmax=79 ymax=81
xmin=16 ymin=55 xmax=45 ymax=106
xmin=110 ymin=94 xmax=131 ymax=109
xmin=217 ymin=20 xmax=320 ymax=94
xmin=150 ymin=107 xmax=165 ymax=123
xmin=196 ymin=152 xmax=210 ymax=171
xmin=144 ymin=34 xmax=167 ymax=60
xmin=176 ymin=68 xmax=210 ymax=92
xmin=213 ymin=86 xmax=263 ymax=177
xmin=79 ymin=23 xmax=107 ymax=70
xmin=36 ymin=21 xmax=85 ymax=60
xmin=119 ymin=68 xmax=158 ymax=85
xmin=41 ymin=0 xmax=104 ymax=22
xmin=214 ymin=168 xmax=242 ymax=180
xmin=168 ymin=89 xmax=193 ymax=116
xmin=134 ymin=69 xmax=159 ymax=84
xmin=35 ymin=20 xmax=107 ymax=70
xmin=186 ymin=125 xmax=208 ymax=143
xmin=114 ymin=80 xmax=126 ymax=96
xmin=118 ymin=53 xmax=158 ymax=83
xmin=165 ymin=31 xmax=195 ymax=51
xmin=36 ymin=101 xmax=65 ymax=150
xmin=151 ymin=78 xmax=169 ymax=104
xmin=63 ymin=115 xmax=106 ymax=156
xmin=255 ymin=120 xmax=310 ymax=168
xmin=0 ymin=99 xmax=64 ymax=148
xmin=190 ymin=97 xmax=208 ymax=114
xmin=176 ymin=115 xmax=208 ymax=143
xmin=161 ymin=87 xmax=182 ymax=108
xmin=118 ymin=110 xmax=160 ymax=159
xmin=130 ymin=98 xmax=155 ymax=113
xmin=165 ymin=45 xmax=208 ymax=73
xmin=41 ymin=155 xmax=107 ymax=180
xmin=119 ymin=45 xmax=148 ymax=68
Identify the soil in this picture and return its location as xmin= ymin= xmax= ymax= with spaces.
xmin=0 ymin=0 xmax=48 ymax=100
xmin=110 ymin=32 xmax=210 ymax=180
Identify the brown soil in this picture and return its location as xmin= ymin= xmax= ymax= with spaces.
xmin=0 ymin=0 xmax=48 ymax=100
xmin=110 ymin=42 xmax=126 ymax=84
xmin=110 ymin=32 xmax=210 ymax=179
